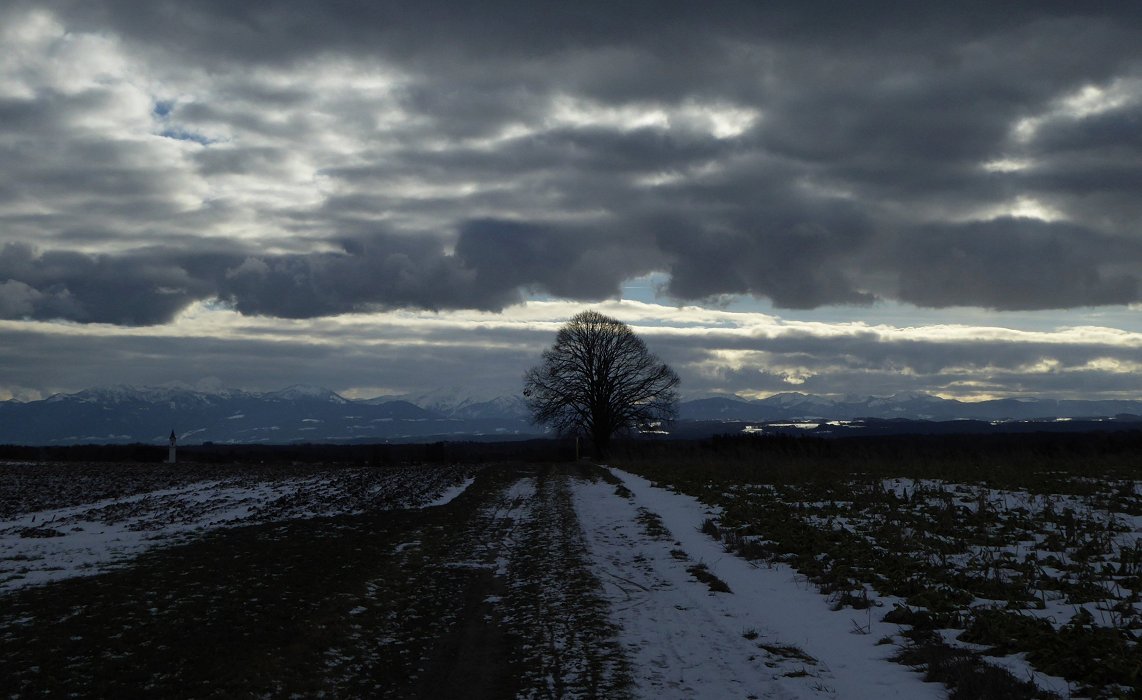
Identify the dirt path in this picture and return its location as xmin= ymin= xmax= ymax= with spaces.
xmin=575 ymin=469 xmax=942 ymax=700
xmin=0 ymin=464 xmax=627 ymax=698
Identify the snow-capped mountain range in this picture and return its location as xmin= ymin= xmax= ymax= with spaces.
xmin=679 ymin=391 xmax=1142 ymax=423
xmin=0 ymin=385 xmax=532 ymax=445
xmin=2 ymin=386 xmax=1142 ymax=445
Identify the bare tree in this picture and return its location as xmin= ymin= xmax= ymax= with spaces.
xmin=523 ymin=310 xmax=679 ymax=458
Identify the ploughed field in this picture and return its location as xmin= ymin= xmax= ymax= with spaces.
xmin=0 ymin=451 xmax=1139 ymax=698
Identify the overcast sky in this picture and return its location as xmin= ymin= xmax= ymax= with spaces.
xmin=3 ymin=1 xmax=1142 ymax=402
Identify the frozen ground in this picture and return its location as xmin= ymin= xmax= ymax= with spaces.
xmin=574 ymin=469 xmax=941 ymax=699
xmin=0 ymin=463 xmax=476 ymax=593
xmin=618 ymin=459 xmax=1142 ymax=698
xmin=10 ymin=460 xmax=1082 ymax=698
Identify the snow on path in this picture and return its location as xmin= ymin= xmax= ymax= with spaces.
xmin=573 ymin=469 xmax=944 ymax=700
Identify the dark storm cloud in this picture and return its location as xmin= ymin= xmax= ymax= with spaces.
xmin=894 ymin=219 xmax=1139 ymax=309
xmin=657 ymin=222 xmax=876 ymax=308
xmin=0 ymin=237 xmax=465 ymax=324
xmin=453 ymin=219 xmax=665 ymax=304
xmin=1032 ymin=104 xmax=1142 ymax=157
xmin=0 ymin=243 xmax=217 ymax=325
xmin=218 ymin=234 xmax=479 ymax=318
xmin=47 ymin=1 xmax=1141 ymax=69
xmin=327 ymin=126 xmax=737 ymax=183
xmin=1013 ymin=101 xmax=1142 ymax=232
xmin=1 ymin=227 xmax=662 ymax=324
xmin=650 ymin=171 xmax=878 ymax=307
xmin=4 ymin=1 xmax=1142 ymax=322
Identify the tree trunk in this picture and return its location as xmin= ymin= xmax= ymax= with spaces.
xmin=591 ymin=426 xmax=610 ymax=461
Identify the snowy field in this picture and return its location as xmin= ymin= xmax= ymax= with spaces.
xmin=0 ymin=462 xmax=476 ymax=593
xmin=621 ymin=460 xmax=1142 ymax=699
xmin=3 ymin=458 xmax=1139 ymax=697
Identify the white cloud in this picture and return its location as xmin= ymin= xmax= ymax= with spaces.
xmin=981 ymin=157 xmax=1034 ymax=173
xmin=1011 ymin=78 xmax=1141 ymax=144
xmin=547 ymin=95 xmax=759 ymax=139
xmin=4 ymin=299 xmax=1142 ymax=400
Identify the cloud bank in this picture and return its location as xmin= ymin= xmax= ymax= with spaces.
xmin=1 ymin=2 xmax=1141 ymax=326
xmin=3 ymin=2 xmax=1142 ymax=402
xmin=4 ymin=301 xmax=1142 ymax=403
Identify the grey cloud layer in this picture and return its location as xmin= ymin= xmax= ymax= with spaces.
xmin=3 ymin=2 xmax=1142 ymax=324
xmin=5 ymin=309 xmax=1142 ymax=401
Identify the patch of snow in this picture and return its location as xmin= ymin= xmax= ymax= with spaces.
xmin=425 ymin=477 xmax=476 ymax=507
xmin=0 ymin=465 xmax=476 ymax=594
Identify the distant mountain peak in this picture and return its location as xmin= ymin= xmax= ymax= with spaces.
xmin=396 ymin=387 xmax=524 ymax=417
xmin=761 ymin=392 xmax=834 ymax=407
xmin=887 ymin=391 xmax=942 ymax=401
xmin=266 ymin=385 xmax=349 ymax=403
xmin=70 ymin=385 xmax=172 ymax=403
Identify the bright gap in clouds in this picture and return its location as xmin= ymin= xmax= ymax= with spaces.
xmin=1012 ymin=79 xmax=1141 ymax=144
xmin=613 ymin=272 xmax=1142 ymax=336
xmin=547 ymin=95 xmax=760 ymax=139
xmin=4 ymin=296 xmax=1142 ymax=402
xmin=26 ymin=295 xmax=1142 ymax=349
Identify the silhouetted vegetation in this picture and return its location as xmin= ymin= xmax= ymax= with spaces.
xmin=0 ymin=438 xmax=581 ymax=466
xmin=613 ymin=430 xmax=1142 ymax=486
xmin=524 ymin=310 xmax=678 ymax=458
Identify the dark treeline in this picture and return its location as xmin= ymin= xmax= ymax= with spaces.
xmin=613 ymin=430 xmax=1142 ymax=486
xmin=0 ymin=439 xmax=579 ymax=465
xmin=2 ymin=431 xmax=1141 ymax=482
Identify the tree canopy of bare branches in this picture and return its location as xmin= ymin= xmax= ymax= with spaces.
xmin=523 ymin=310 xmax=679 ymax=458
